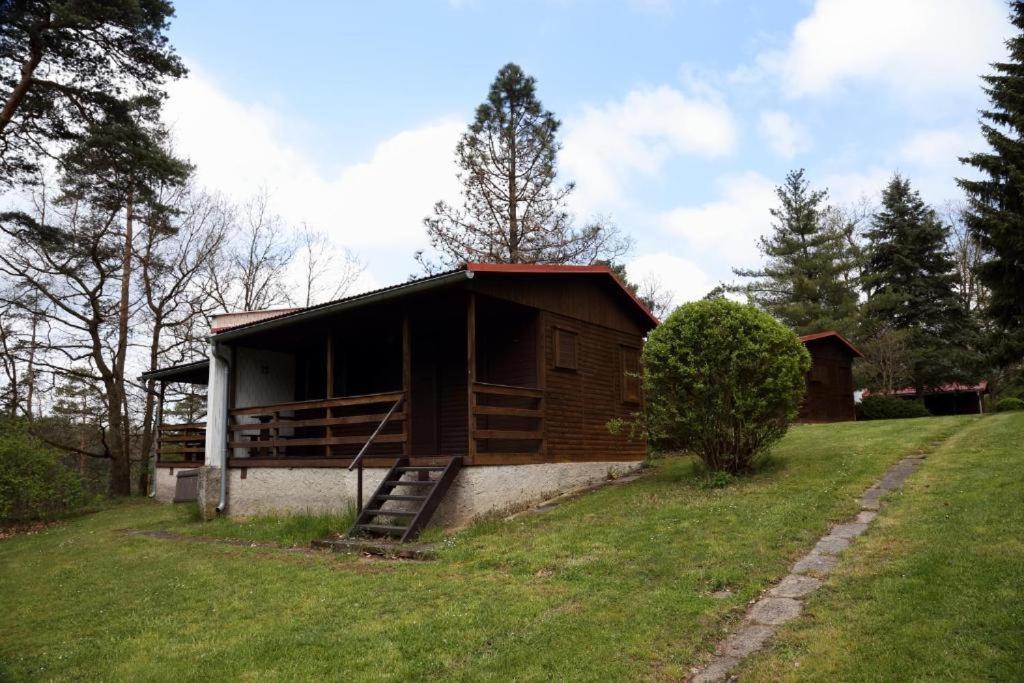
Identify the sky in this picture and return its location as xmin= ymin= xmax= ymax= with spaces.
xmin=161 ymin=0 xmax=1013 ymax=305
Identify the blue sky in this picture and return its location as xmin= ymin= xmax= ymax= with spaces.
xmin=162 ymin=0 xmax=1012 ymax=303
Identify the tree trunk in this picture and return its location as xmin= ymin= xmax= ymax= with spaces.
xmin=25 ymin=315 xmax=37 ymax=421
xmin=107 ymin=198 xmax=135 ymax=496
xmin=0 ymin=23 xmax=45 ymax=135
xmin=105 ymin=379 xmax=131 ymax=496
xmin=137 ymin=324 xmax=162 ymax=496
xmin=506 ymin=109 xmax=519 ymax=262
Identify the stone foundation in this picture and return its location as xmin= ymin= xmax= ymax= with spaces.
xmin=158 ymin=461 xmax=642 ymax=527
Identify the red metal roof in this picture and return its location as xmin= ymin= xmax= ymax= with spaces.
xmin=466 ymin=262 xmax=659 ymax=327
xmin=862 ymin=382 xmax=989 ymax=398
xmin=798 ymin=330 xmax=864 ymax=358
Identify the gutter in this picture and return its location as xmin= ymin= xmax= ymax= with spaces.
xmin=211 ymin=343 xmax=231 ymax=513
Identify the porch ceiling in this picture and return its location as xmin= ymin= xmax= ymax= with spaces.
xmin=139 ymin=359 xmax=210 ymax=385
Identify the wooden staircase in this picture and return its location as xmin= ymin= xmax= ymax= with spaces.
xmin=348 ymin=456 xmax=462 ymax=542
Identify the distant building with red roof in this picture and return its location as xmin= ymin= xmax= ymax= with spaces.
xmin=861 ymin=382 xmax=989 ymax=415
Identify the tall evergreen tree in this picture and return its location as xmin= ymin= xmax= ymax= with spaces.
xmin=958 ymin=1 xmax=1024 ymax=365
xmin=861 ymin=175 xmax=975 ymax=391
xmin=733 ymin=169 xmax=860 ymax=336
xmin=418 ymin=63 xmax=630 ymax=270
xmin=0 ymin=0 xmax=185 ymax=185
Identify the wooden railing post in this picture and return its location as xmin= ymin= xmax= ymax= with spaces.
xmin=402 ymin=313 xmax=411 ymax=458
xmin=467 ymin=293 xmax=476 ymax=463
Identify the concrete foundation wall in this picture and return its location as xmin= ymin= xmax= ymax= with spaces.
xmin=154 ymin=468 xmax=178 ymax=503
xmin=225 ymin=468 xmax=388 ymax=517
xmin=218 ymin=460 xmax=641 ymax=526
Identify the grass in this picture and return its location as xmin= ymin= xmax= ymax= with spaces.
xmin=0 ymin=415 xmax=982 ymax=680
xmin=152 ymin=505 xmax=358 ymax=548
xmin=739 ymin=411 xmax=1024 ymax=681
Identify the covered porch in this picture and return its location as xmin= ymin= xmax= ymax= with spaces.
xmin=152 ymin=288 xmax=546 ymax=471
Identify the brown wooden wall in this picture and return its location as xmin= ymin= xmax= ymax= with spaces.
xmin=540 ymin=312 xmax=647 ymax=462
xmin=470 ymin=274 xmax=647 ymax=336
xmin=799 ymin=338 xmax=857 ymax=423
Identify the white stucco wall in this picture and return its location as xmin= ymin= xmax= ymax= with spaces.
xmin=231 ymin=348 xmax=296 ymax=457
xmin=220 ymin=460 xmax=641 ymax=526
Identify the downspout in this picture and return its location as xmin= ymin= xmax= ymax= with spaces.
xmin=211 ymin=343 xmax=231 ymax=513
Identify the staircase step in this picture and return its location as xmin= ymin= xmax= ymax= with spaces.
xmin=347 ymin=456 xmax=463 ymax=543
xmin=357 ymin=524 xmax=408 ymax=536
xmin=365 ymin=508 xmax=416 ymax=517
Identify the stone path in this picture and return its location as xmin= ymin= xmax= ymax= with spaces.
xmin=686 ymin=451 xmax=929 ymax=682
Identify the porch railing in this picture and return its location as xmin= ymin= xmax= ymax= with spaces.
xmin=348 ymin=395 xmax=405 ymax=512
xmin=470 ymin=382 xmax=544 ymax=462
xmin=157 ymin=423 xmax=206 ymax=462
xmin=227 ymin=391 xmax=407 ymax=459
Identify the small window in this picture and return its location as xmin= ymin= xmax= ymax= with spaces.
xmin=621 ymin=346 xmax=641 ymax=404
xmin=554 ymin=328 xmax=578 ymax=370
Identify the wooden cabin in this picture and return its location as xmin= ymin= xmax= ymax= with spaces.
xmin=861 ymin=382 xmax=989 ymax=415
xmin=145 ymin=263 xmax=658 ymax=537
xmin=798 ymin=331 xmax=862 ymax=423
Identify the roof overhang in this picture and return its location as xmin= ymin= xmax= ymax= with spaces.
xmin=209 ymin=268 xmax=473 ymax=343
xmin=799 ymin=330 xmax=864 ymax=358
xmin=139 ymin=359 xmax=210 ymax=385
xmin=206 ymin=262 xmax=660 ymax=344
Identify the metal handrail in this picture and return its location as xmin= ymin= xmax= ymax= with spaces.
xmin=348 ymin=396 xmax=404 ymax=512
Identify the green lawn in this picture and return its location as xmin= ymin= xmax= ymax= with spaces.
xmin=739 ymin=411 xmax=1024 ymax=681
xmin=0 ymin=415 xmax=988 ymax=681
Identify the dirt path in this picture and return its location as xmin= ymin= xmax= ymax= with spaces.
xmin=686 ymin=443 xmax=941 ymax=682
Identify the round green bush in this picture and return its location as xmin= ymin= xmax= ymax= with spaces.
xmin=856 ymin=395 xmax=930 ymax=420
xmin=993 ymin=397 xmax=1024 ymax=412
xmin=642 ymin=299 xmax=810 ymax=474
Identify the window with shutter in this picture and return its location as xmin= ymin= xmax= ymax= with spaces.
xmin=621 ymin=346 xmax=641 ymax=403
xmin=554 ymin=328 xmax=578 ymax=370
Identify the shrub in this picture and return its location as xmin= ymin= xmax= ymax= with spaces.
xmin=0 ymin=421 xmax=85 ymax=522
xmin=993 ymin=397 xmax=1024 ymax=412
xmin=856 ymin=395 xmax=930 ymax=420
xmin=642 ymin=299 xmax=810 ymax=474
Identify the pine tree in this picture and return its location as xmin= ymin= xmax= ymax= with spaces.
xmin=733 ymin=169 xmax=860 ymax=336
xmin=418 ymin=63 xmax=630 ymax=270
xmin=0 ymin=0 xmax=185 ymax=184
xmin=958 ymin=1 xmax=1024 ymax=365
xmin=861 ymin=175 xmax=975 ymax=391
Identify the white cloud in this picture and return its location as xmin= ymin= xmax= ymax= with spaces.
xmin=898 ymin=127 xmax=979 ymax=167
xmin=821 ymin=167 xmax=891 ymax=205
xmin=657 ymin=171 xmax=776 ymax=267
xmin=625 ymin=252 xmax=714 ymax=307
xmin=758 ymin=111 xmax=808 ymax=159
xmin=753 ymin=0 xmax=1009 ymax=97
xmin=163 ymin=68 xmax=463 ymax=256
xmin=562 ymin=85 xmax=737 ymax=213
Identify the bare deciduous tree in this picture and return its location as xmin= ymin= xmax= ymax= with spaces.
xmin=636 ymin=275 xmax=675 ymax=320
xmin=296 ymin=224 xmax=364 ymax=307
xmin=134 ymin=184 xmax=230 ymax=494
xmin=205 ymin=191 xmax=295 ymax=312
xmin=944 ymin=201 xmax=988 ymax=316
